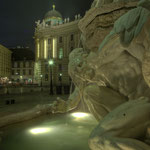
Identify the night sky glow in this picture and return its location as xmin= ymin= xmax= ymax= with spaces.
xmin=0 ymin=0 xmax=93 ymax=48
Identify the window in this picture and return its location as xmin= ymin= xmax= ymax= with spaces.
xmin=58 ymin=64 xmax=62 ymax=71
xmin=23 ymin=62 xmax=26 ymax=68
xmin=45 ymin=74 xmax=48 ymax=81
xmin=59 ymin=48 xmax=63 ymax=59
xmin=29 ymin=62 xmax=32 ymax=67
xmin=17 ymin=69 xmax=20 ymax=75
xmin=17 ymin=62 xmax=20 ymax=68
xmin=71 ymin=46 xmax=74 ymax=52
xmin=71 ymin=34 xmax=74 ymax=41
xmin=12 ymin=63 xmax=15 ymax=68
xmin=58 ymin=76 xmax=62 ymax=82
xmin=59 ymin=36 xmax=62 ymax=43
xmin=23 ymin=69 xmax=26 ymax=75
xmin=47 ymin=21 xmax=51 ymax=26
xmin=12 ymin=70 xmax=14 ymax=75
xmin=48 ymin=39 xmax=51 ymax=44
xmin=45 ymin=64 xmax=48 ymax=72
xmin=58 ymin=73 xmax=62 ymax=82
xmin=29 ymin=69 xmax=32 ymax=75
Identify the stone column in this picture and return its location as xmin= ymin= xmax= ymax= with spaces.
xmin=44 ymin=38 xmax=48 ymax=59
xmin=40 ymin=39 xmax=44 ymax=59
xmin=52 ymin=37 xmax=57 ymax=58
xmin=36 ymin=39 xmax=40 ymax=60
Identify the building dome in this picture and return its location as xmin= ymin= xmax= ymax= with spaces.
xmin=44 ymin=10 xmax=62 ymax=19
xmin=44 ymin=5 xmax=63 ymax=25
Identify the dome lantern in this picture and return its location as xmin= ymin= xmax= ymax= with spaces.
xmin=44 ymin=5 xmax=63 ymax=26
xmin=52 ymin=4 xmax=55 ymax=10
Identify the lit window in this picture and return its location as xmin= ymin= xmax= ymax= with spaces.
xmin=59 ymin=48 xmax=63 ymax=59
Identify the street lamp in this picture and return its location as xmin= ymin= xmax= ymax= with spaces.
xmin=59 ymin=73 xmax=62 ymax=85
xmin=49 ymin=59 xmax=54 ymax=95
xmin=59 ymin=73 xmax=62 ymax=95
xmin=40 ymin=74 xmax=43 ymax=87
xmin=20 ymin=76 xmax=23 ymax=85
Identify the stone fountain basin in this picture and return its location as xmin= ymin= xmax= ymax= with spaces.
xmin=0 ymin=112 xmax=97 ymax=150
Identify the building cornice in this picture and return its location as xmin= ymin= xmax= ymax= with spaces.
xmin=35 ymin=20 xmax=80 ymax=38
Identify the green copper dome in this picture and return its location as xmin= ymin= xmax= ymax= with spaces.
xmin=44 ymin=5 xmax=63 ymax=25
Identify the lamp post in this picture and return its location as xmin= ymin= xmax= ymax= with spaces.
xmin=20 ymin=75 xmax=23 ymax=84
xmin=59 ymin=73 xmax=62 ymax=85
xmin=49 ymin=59 xmax=54 ymax=95
xmin=59 ymin=73 xmax=62 ymax=94
xmin=40 ymin=74 xmax=43 ymax=87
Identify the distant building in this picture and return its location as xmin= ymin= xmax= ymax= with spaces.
xmin=0 ymin=45 xmax=11 ymax=84
xmin=10 ymin=48 xmax=35 ymax=84
xmin=34 ymin=5 xmax=81 ymax=88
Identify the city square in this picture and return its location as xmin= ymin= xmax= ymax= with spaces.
xmin=1 ymin=0 xmax=150 ymax=150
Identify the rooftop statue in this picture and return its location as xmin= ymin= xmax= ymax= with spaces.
xmin=35 ymin=20 xmax=41 ymax=28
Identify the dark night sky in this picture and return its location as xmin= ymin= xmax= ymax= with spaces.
xmin=0 ymin=0 xmax=93 ymax=50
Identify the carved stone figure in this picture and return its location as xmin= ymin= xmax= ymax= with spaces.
xmin=50 ymin=0 xmax=150 ymax=149
xmin=89 ymin=97 xmax=150 ymax=150
xmin=87 ymin=0 xmax=150 ymax=149
xmin=35 ymin=20 xmax=41 ymax=27
xmin=41 ymin=20 xmax=46 ymax=28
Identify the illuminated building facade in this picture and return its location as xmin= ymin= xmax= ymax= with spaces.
xmin=11 ymin=47 xmax=35 ymax=84
xmin=34 ymin=5 xmax=81 ymax=89
xmin=0 ymin=45 xmax=11 ymax=84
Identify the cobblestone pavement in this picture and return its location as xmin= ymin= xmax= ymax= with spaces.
xmin=0 ymin=93 xmax=69 ymax=118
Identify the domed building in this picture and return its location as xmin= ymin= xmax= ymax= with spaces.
xmin=44 ymin=5 xmax=63 ymax=26
xmin=34 ymin=5 xmax=81 ymax=94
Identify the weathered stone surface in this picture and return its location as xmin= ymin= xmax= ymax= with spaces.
xmin=78 ymin=1 xmax=138 ymax=52
xmin=89 ymin=97 xmax=150 ymax=150
xmin=85 ymin=0 xmax=150 ymax=149
xmin=142 ymin=50 xmax=150 ymax=88
xmin=53 ymin=0 xmax=150 ymax=119
xmin=51 ymin=1 xmax=150 ymax=149
xmin=0 ymin=131 xmax=2 ymax=142
xmin=0 ymin=104 xmax=53 ymax=128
